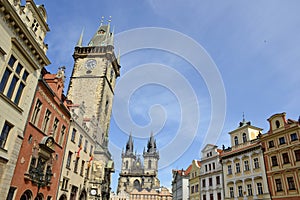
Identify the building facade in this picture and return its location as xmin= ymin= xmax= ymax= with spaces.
xmin=0 ymin=0 xmax=50 ymax=198
xmin=117 ymin=134 xmax=160 ymax=193
xmin=199 ymin=144 xmax=223 ymax=200
xmin=221 ymin=118 xmax=271 ymax=200
xmin=66 ymin=19 xmax=120 ymax=200
xmin=57 ymin=101 xmax=105 ymax=200
xmin=260 ymin=112 xmax=300 ymax=200
xmin=129 ymin=187 xmax=172 ymax=200
xmin=8 ymin=67 xmax=70 ymax=199
xmin=189 ymin=160 xmax=201 ymax=200
xmin=171 ymin=165 xmax=191 ymax=200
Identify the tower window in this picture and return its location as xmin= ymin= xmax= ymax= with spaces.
xmin=148 ymin=160 xmax=152 ymax=169
xmin=31 ymin=99 xmax=42 ymax=125
xmin=242 ymin=133 xmax=247 ymax=143
xmin=234 ymin=136 xmax=238 ymax=146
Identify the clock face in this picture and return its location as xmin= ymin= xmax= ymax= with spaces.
xmin=85 ymin=59 xmax=97 ymax=70
xmin=90 ymin=189 xmax=97 ymax=195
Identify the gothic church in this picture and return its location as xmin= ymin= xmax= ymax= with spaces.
xmin=117 ymin=134 xmax=160 ymax=193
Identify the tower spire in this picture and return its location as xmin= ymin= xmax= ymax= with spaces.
xmin=76 ymin=28 xmax=84 ymax=47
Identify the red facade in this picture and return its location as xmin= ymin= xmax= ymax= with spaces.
xmin=10 ymin=68 xmax=70 ymax=199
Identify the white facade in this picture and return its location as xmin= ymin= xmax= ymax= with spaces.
xmin=172 ymin=169 xmax=189 ymax=200
xmin=200 ymin=144 xmax=223 ymax=200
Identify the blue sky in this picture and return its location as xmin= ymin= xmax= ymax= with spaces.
xmin=36 ymin=0 xmax=300 ymax=191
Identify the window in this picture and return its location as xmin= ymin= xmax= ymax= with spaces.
xmin=228 ymin=165 xmax=232 ymax=175
xmin=6 ymin=187 xmax=17 ymax=200
xmin=217 ymin=192 xmax=221 ymax=200
xmin=244 ymin=160 xmax=249 ymax=171
xmin=209 ymin=177 xmax=212 ymax=186
xmin=279 ymin=137 xmax=285 ymax=145
xmin=28 ymin=156 xmax=52 ymax=184
xmin=203 ymin=195 xmax=206 ymax=200
xmin=209 ymin=163 xmax=211 ymax=171
xmin=62 ymin=178 xmax=69 ymax=191
xmin=80 ymin=160 xmax=85 ymax=176
xmin=42 ymin=109 xmax=51 ymax=133
xmin=58 ymin=125 xmax=66 ymax=146
xmin=295 ymin=149 xmax=300 ymax=161
xmin=71 ymin=128 xmax=76 ymax=142
xmin=74 ymin=157 xmax=79 ymax=173
xmin=268 ymin=140 xmax=274 ymax=148
xmin=125 ymin=160 xmax=128 ymax=169
xmin=234 ymin=136 xmax=238 ymax=145
xmin=191 ymin=185 xmax=194 ymax=194
xmin=282 ymin=153 xmax=290 ymax=164
xmin=205 ymin=165 xmax=207 ymax=172
xmin=271 ymin=156 xmax=278 ymax=166
xmin=0 ymin=121 xmax=13 ymax=149
xmin=52 ymin=118 xmax=59 ymax=137
xmin=287 ymin=177 xmax=296 ymax=190
xmin=31 ymin=99 xmax=42 ymax=125
xmin=0 ymin=55 xmax=29 ymax=105
xmin=78 ymin=135 xmax=83 ymax=147
xmin=236 ymin=162 xmax=240 ymax=173
xmin=275 ymin=179 xmax=282 ymax=191
xmin=90 ymin=145 xmax=94 ymax=156
xmin=84 ymin=139 xmax=88 ymax=152
xmin=66 ymin=151 xmax=72 ymax=169
xmin=229 ymin=187 xmax=234 ymax=198
xmin=212 ymin=162 xmax=215 ymax=170
xmin=216 ymin=176 xmax=220 ymax=185
xmin=148 ymin=160 xmax=152 ymax=169
xmin=210 ymin=194 xmax=213 ymax=200
xmin=257 ymin=182 xmax=263 ymax=195
xmin=202 ymin=179 xmax=206 ymax=187
xmin=238 ymin=186 xmax=243 ymax=197
xmin=291 ymin=133 xmax=298 ymax=141
xmin=254 ymin=158 xmax=259 ymax=169
xmin=275 ymin=120 xmax=280 ymax=128
xmin=242 ymin=133 xmax=247 ymax=143
xmin=247 ymin=184 xmax=252 ymax=196
xmin=195 ymin=184 xmax=199 ymax=193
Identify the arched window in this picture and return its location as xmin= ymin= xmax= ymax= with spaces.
xmin=242 ymin=133 xmax=247 ymax=143
xmin=148 ymin=160 xmax=152 ymax=169
xmin=134 ymin=180 xmax=141 ymax=190
xmin=234 ymin=136 xmax=238 ymax=146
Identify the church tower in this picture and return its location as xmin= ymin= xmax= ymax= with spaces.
xmin=143 ymin=133 xmax=159 ymax=176
xmin=117 ymin=133 xmax=160 ymax=193
xmin=67 ymin=18 xmax=120 ymax=136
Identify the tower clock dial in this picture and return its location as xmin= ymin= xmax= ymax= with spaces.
xmin=85 ymin=59 xmax=97 ymax=70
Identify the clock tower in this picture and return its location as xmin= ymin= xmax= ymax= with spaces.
xmin=67 ymin=20 xmax=120 ymax=136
